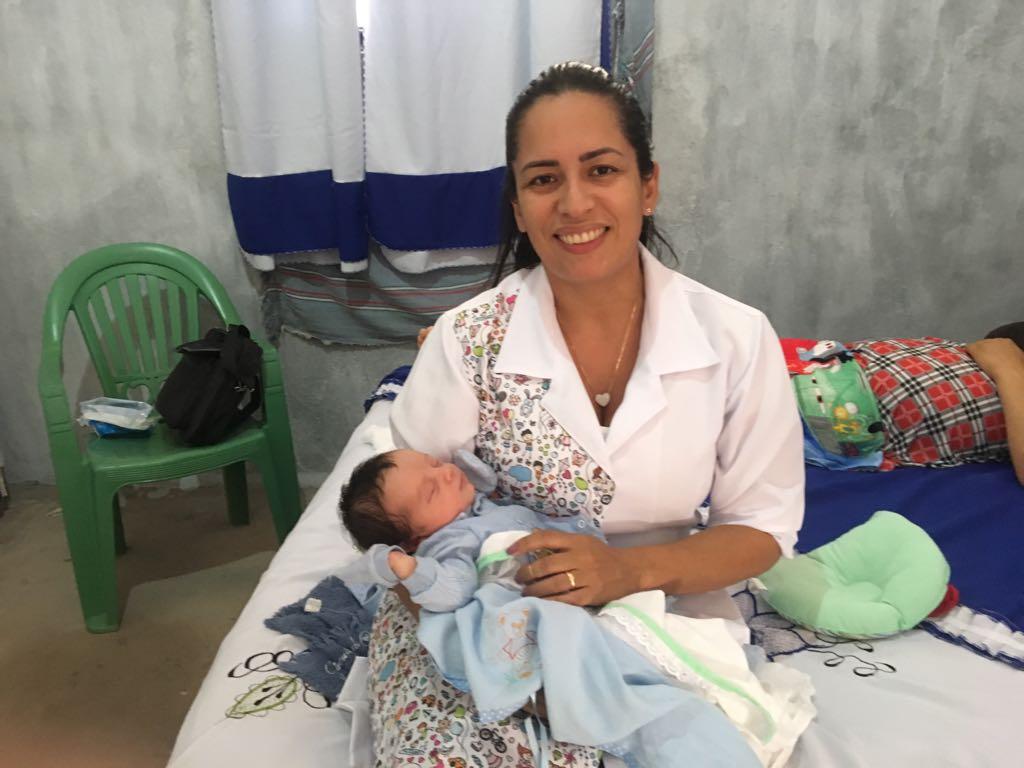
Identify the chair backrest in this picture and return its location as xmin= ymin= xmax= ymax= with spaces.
xmin=42 ymin=243 xmax=244 ymax=404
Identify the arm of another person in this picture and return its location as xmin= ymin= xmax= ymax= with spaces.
xmin=967 ymin=338 xmax=1024 ymax=485
xmin=513 ymin=313 xmax=804 ymax=605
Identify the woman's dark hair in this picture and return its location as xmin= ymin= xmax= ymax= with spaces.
xmin=492 ymin=61 xmax=676 ymax=285
xmin=339 ymin=452 xmax=411 ymax=551
xmin=986 ymin=321 xmax=1024 ymax=352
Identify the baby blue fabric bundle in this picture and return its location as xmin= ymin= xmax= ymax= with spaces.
xmin=264 ymin=576 xmax=373 ymax=703
xmin=418 ymin=581 xmax=760 ymax=767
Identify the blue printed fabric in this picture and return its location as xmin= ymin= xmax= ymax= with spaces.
xmin=264 ymin=576 xmax=372 ymax=703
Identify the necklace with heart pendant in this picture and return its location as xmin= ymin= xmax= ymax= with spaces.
xmin=562 ymin=299 xmax=641 ymax=416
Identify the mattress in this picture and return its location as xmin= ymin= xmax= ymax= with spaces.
xmin=170 ymin=400 xmax=1024 ymax=768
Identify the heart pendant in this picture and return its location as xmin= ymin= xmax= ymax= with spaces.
xmin=594 ymin=392 xmax=611 ymax=407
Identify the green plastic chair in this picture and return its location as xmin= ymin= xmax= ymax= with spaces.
xmin=38 ymin=243 xmax=302 ymax=633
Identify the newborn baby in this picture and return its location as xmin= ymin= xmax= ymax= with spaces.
xmin=337 ymin=448 xmax=814 ymax=768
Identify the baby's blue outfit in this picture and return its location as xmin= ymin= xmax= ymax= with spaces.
xmin=338 ymin=452 xmax=758 ymax=768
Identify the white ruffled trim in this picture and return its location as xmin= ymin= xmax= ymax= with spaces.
xmin=925 ymin=605 xmax=1024 ymax=662
xmin=599 ymin=610 xmax=718 ymax=696
xmin=597 ymin=610 xmax=781 ymax=748
xmin=748 ymin=655 xmax=818 ymax=768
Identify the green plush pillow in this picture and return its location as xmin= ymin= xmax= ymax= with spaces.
xmin=757 ymin=511 xmax=950 ymax=639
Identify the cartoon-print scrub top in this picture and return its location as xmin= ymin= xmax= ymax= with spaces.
xmin=391 ymin=245 xmax=804 ymax=619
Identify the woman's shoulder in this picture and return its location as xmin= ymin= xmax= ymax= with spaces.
xmin=437 ymin=268 xmax=532 ymax=342
xmin=673 ymin=270 xmax=766 ymax=326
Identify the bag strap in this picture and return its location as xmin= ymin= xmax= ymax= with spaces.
xmin=219 ymin=325 xmax=261 ymax=377
xmin=222 ymin=325 xmax=263 ymax=419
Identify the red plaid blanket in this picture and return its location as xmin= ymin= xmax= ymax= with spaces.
xmin=850 ymin=338 xmax=1009 ymax=468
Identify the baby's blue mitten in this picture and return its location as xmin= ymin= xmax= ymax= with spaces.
xmin=453 ymin=449 xmax=497 ymax=494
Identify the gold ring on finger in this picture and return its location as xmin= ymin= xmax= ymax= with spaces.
xmin=566 ymin=570 xmax=577 ymax=590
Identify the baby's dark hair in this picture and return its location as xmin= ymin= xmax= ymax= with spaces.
xmin=986 ymin=321 xmax=1024 ymax=352
xmin=339 ymin=451 xmax=411 ymax=551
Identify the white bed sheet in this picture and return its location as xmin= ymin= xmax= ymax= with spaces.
xmin=168 ymin=403 xmax=389 ymax=768
xmin=171 ymin=401 xmax=1024 ymax=768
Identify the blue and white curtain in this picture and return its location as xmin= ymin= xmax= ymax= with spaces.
xmin=212 ymin=0 xmax=605 ymax=276
xmin=213 ymin=1 xmax=368 ymax=270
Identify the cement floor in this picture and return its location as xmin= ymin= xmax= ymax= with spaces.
xmin=0 ymin=476 xmax=286 ymax=767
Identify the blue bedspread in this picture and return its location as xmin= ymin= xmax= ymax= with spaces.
xmin=802 ymin=463 xmax=1024 ymax=631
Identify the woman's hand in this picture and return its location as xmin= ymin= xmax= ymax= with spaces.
xmin=507 ymin=530 xmax=639 ymax=606
xmin=510 ymin=524 xmax=781 ymax=602
xmin=416 ymin=325 xmax=434 ymax=348
xmin=393 ymin=584 xmax=421 ymax=619
xmin=521 ymin=690 xmax=549 ymax=722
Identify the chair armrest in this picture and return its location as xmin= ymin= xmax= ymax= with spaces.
xmin=252 ymin=336 xmax=292 ymax=444
xmin=255 ymin=336 xmax=284 ymax=393
xmin=38 ymin=354 xmax=74 ymax=433
xmin=38 ymin=350 xmax=88 ymax=486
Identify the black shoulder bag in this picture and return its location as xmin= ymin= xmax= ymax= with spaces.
xmin=156 ymin=324 xmax=263 ymax=445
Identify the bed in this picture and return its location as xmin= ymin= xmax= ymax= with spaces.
xmin=169 ymin=395 xmax=1024 ymax=768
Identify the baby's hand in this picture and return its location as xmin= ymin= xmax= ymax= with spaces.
xmin=388 ymin=550 xmax=417 ymax=580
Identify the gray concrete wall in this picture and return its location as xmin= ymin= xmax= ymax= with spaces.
xmin=2 ymin=0 xmax=1021 ymax=484
xmin=653 ymin=0 xmax=1023 ymax=341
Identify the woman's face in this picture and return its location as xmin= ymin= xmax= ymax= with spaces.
xmin=511 ymin=90 xmax=659 ymax=288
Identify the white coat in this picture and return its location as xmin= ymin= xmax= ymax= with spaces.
xmin=391 ymin=246 xmax=804 ymax=565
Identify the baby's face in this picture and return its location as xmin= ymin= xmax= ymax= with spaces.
xmin=382 ymin=450 xmax=476 ymax=545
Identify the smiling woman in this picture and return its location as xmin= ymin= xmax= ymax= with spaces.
xmin=495 ymin=62 xmax=670 ymax=280
xmin=510 ymin=94 xmax=659 ymax=292
xmin=372 ymin=62 xmax=807 ymax=766
xmin=492 ymin=65 xmax=668 ymax=425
